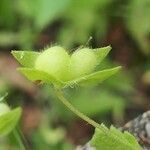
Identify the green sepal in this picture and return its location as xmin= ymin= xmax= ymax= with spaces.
xmin=90 ymin=125 xmax=141 ymax=150
xmin=18 ymin=68 xmax=64 ymax=87
xmin=64 ymin=66 xmax=121 ymax=88
xmin=93 ymin=46 xmax=111 ymax=64
xmin=0 ymin=107 xmax=22 ymax=136
xmin=11 ymin=51 xmax=40 ymax=67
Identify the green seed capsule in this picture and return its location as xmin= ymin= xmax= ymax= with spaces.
xmin=0 ymin=103 xmax=10 ymax=116
xmin=35 ymin=46 xmax=70 ymax=81
xmin=70 ymin=48 xmax=97 ymax=79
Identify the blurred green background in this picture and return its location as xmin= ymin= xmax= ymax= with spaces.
xmin=0 ymin=0 xmax=150 ymax=149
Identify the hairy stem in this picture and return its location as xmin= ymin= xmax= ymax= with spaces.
xmin=54 ymin=88 xmax=107 ymax=133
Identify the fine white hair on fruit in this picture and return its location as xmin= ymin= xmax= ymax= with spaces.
xmin=35 ymin=46 xmax=70 ymax=81
xmin=70 ymin=48 xmax=97 ymax=79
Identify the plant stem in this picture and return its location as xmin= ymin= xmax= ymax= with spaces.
xmin=12 ymin=128 xmax=26 ymax=150
xmin=54 ymin=88 xmax=107 ymax=133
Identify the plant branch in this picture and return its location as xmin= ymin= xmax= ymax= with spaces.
xmin=54 ymin=87 xmax=107 ymax=133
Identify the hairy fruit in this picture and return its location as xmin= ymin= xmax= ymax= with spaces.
xmin=70 ymin=48 xmax=97 ymax=79
xmin=35 ymin=46 xmax=70 ymax=81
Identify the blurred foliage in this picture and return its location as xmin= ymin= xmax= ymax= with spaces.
xmin=0 ymin=0 xmax=71 ymax=49
xmin=31 ymin=118 xmax=73 ymax=150
xmin=18 ymin=0 xmax=71 ymax=30
xmin=58 ymin=0 xmax=113 ymax=48
xmin=125 ymin=0 xmax=150 ymax=55
xmin=0 ymin=0 xmax=149 ymax=54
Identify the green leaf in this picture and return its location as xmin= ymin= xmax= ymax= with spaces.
xmin=18 ymin=68 xmax=63 ymax=87
xmin=90 ymin=125 xmax=141 ymax=150
xmin=94 ymin=46 xmax=111 ymax=64
xmin=11 ymin=51 xmax=40 ymax=67
xmin=0 ymin=107 xmax=22 ymax=136
xmin=64 ymin=66 xmax=121 ymax=88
